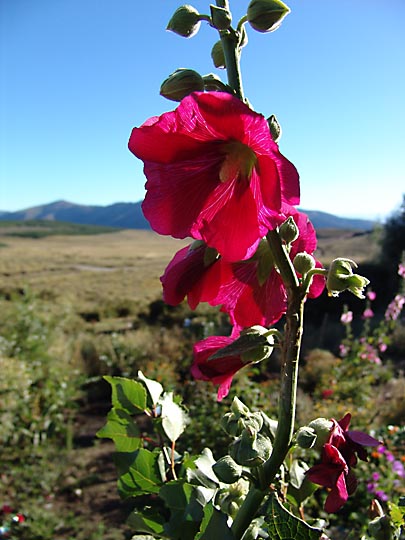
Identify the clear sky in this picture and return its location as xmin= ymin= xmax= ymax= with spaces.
xmin=1 ymin=0 xmax=404 ymax=220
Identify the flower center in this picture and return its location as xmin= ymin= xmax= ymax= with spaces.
xmin=219 ymin=141 xmax=257 ymax=183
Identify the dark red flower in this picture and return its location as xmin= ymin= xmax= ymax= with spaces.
xmin=328 ymin=413 xmax=380 ymax=467
xmin=129 ymin=92 xmax=300 ymax=262
xmin=306 ymin=413 xmax=380 ymax=513
xmin=306 ymin=443 xmax=351 ymax=513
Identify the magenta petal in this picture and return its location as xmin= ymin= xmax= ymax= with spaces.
xmin=161 ymin=244 xmax=206 ymax=305
xmin=194 ymin=177 xmax=262 ymax=262
xmin=217 ymin=376 xmax=234 ymax=401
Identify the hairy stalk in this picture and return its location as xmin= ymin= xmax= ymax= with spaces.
xmin=215 ymin=0 xmax=245 ymax=101
xmin=231 ymin=229 xmax=305 ymax=539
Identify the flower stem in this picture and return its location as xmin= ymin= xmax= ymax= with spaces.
xmin=215 ymin=0 xmax=245 ymax=101
xmin=231 ymin=229 xmax=305 ymax=539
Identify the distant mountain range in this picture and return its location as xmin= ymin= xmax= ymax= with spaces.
xmin=0 ymin=200 xmax=377 ymax=231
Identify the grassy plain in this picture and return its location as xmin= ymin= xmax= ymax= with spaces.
xmin=0 ymin=226 xmax=380 ymax=308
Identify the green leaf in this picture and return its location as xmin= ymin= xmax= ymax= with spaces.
xmin=118 ymin=448 xmax=162 ymax=498
xmin=127 ymin=510 xmax=165 ymax=536
xmin=196 ymin=503 xmax=234 ymax=540
xmin=138 ymin=370 xmax=163 ymax=406
xmin=388 ymin=501 xmax=405 ymax=529
xmin=96 ymin=407 xmax=141 ymax=452
xmin=263 ymin=494 xmax=323 ymax=539
xmin=104 ymin=375 xmax=147 ymax=414
xmin=160 ymin=392 xmax=189 ymax=442
xmin=287 ymin=459 xmax=318 ymax=507
xmin=160 ymin=481 xmax=199 ymax=540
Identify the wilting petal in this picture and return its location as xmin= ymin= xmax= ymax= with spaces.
xmin=191 ymin=334 xmax=244 ymax=401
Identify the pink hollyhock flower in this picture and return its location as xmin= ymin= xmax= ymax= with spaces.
xmin=398 ymin=263 xmax=405 ymax=279
xmin=340 ymin=310 xmax=353 ymax=325
xmin=367 ymin=290 xmax=376 ymax=301
xmin=362 ymin=308 xmax=374 ymax=319
xmin=129 ymin=92 xmax=300 ymax=262
xmin=161 ymin=209 xmax=324 ymax=327
xmin=191 ymin=325 xmax=273 ymax=401
xmin=191 ymin=332 xmax=244 ymax=401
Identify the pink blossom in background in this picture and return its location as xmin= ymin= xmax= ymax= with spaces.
xmin=340 ymin=311 xmax=353 ymax=325
xmin=362 ymin=308 xmax=374 ymax=319
xmin=367 ymin=290 xmax=376 ymax=301
xmin=129 ymin=91 xmax=300 ymax=262
xmin=339 ymin=343 xmax=350 ymax=357
xmin=398 ymin=263 xmax=405 ymax=279
xmin=385 ymin=294 xmax=405 ymax=321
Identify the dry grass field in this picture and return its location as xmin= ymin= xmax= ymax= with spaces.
xmin=0 ymin=230 xmax=191 ymax=311
xmin=0 ymin=227 xmax=381 ymax=312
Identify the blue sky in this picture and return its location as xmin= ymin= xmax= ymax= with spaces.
xmin=1 ymin=0 xmax=404 ymax=220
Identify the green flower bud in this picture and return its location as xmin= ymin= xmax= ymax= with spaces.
xmin=222 ymin=398 xmax=263 ymax=437
xmin=202 ymin=73 xmax=230 ymax=92
xmin=160 ymin=68 xmax=204 ymax=102
xmin=211 ymin=40 xmax=226 ymax=69
xmin=247 ymin=0 xmax=290 ymax=33
xmin=167 ymin=5 xmax=202 ymax=38
xmin=230 ymin=428 xmax=272 ymax=467
xmin=326 ymin=258 xmax=370 ymax=299
xmin=308 ymin=417 xmax=333 ymax=449
xmin=231 ymin=396 xmax=250 ymax=416
xmin=279 ymin=216 xmax=299 ymax=244
xmin=293 ymin=252 xmax=316 ymax=275
xmin=296 ymin=426 xmax=317 ymax=449
xmin=212 ymin=455 xmax=243 ymax=484
xmin=210 ymin=5 xmax=232 ymax=30
xmin=267 ymin=114 xmax=282 ymax=142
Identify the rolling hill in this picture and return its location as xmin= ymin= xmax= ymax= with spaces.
xmin=0 ymin=200 xmax=377 ymax=231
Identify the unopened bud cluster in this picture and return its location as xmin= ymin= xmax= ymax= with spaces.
xmin=219 ymin=397 xmax=273 ymax=468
